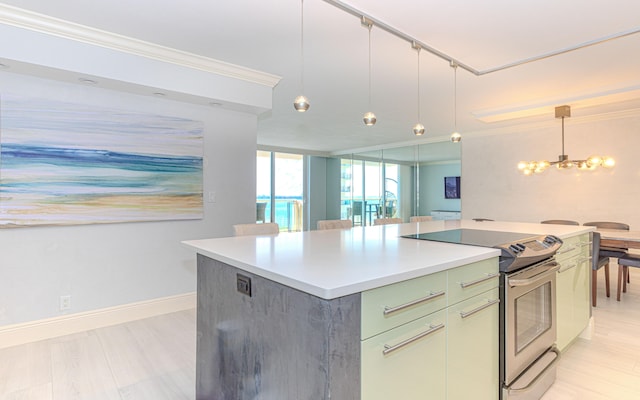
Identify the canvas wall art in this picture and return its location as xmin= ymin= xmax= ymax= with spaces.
xmin=0 ymin=94 xmax=204 ymax=228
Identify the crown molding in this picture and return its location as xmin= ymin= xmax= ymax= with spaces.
xmin=473 ymin=84 xmax=640 ymax=123
xmin=0 ymin=4 xmax=281 ymax=88
xmin=463 ymin=105 xmax=640 ymax=140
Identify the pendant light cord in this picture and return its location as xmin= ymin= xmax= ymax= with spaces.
xmin=300 ymin=0 xmax=305 ymax=93
xmin=453 ymin=64 xmax=458 ymax=132
xmin=367 ymin=23 xmax=372 ymax=109
xmin=416 ymin=47 xmax=421 ymax=121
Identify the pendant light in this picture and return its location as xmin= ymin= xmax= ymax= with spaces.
xmin=450 ymin=62 xmax=461 ymax=142
xmin=517 ymin=105 xmax=615 ymax=175
xmin=293 ymin=0 xmax=310 ymax=112
xmin=412 ymin=42 xmax=425 ymax=136
xmin=362 ymin=17 xmax=376 ymax=126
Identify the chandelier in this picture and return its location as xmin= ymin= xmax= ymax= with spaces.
xmin=517 ymin=105 xmax=615 ymax=175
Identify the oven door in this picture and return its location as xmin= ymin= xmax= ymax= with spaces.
xmin=504 ymin=259 xmax=559 ymax=386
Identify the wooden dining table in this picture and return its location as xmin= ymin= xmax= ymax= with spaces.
xmin=598 ymin=229 xmax=640 ymax=250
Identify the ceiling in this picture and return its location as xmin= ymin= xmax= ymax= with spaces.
xmin=3 ymin=0 xmax=640 ymax=156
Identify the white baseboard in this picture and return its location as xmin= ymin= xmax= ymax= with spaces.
xmin=0 ymin=292 xmax=196 ymax=349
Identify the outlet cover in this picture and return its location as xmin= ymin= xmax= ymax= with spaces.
xmin=236 ymin=274 xmax=252 ymax=297
xmin=59 ymin=295 xmax=71 ymax=311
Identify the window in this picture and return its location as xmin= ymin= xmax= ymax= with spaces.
xmin=256 ymin=151 xmax=304 ymax=232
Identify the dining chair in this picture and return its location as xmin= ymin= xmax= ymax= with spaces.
xmin=541 ymin=219 xmax=579 ymax=225
xmin=373 ymin=217 xmax=403 ymax=226
xmin=583 ymin=221 xmax=630 ymax=257
xmin=584 ymin=221 xmax=630 ymax=231
xmin=256 ymin=202 xmax=267 ymax=223
xmin=233 ymin=222 xmax=279 ymax=236
xmin=410 ymin=216 xmax=433 ymax=223
xmin=317 ymin=219 xmax=352 ymax=230
xmin=350 ymin=201 xmax=364 ymax=226
xmin=591 ymin=232 xmax=611 ymax=307
xmin=616 ymin=254 xmax=640 ymax=301
xmin=584 ymin=221 xmax=630 ymax=282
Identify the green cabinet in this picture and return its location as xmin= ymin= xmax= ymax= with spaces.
xmin=361 ymin=310 xmax=447 ymax=400
xmin=361 ymin=258 xmax=499 ymax=400
xmin=556 ymin=233 xmax=591 ymax=351
xmin=361 ymin=271 xmax=447 ymax=340
xmin=447 ymin=288 xmax=500 ymax=400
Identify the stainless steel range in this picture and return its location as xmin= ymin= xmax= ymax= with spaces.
xmin=403 ymin=229 xmax=563 ymax=400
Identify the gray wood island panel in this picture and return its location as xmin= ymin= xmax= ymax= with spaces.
xmin=197 ymin=255 xmax=361 ymax=399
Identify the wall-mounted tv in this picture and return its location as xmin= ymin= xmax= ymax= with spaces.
xmin=444 ymin=176 xmax=461 ymax=199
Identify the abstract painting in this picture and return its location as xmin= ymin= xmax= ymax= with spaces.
xmin=0 ymin=94 xmax=204 ymax=228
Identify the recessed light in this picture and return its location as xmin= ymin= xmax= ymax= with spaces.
xmin=78 ymin=78 xmax=97 ymax=85
xmin=209 ymin=102 xmax=222 ymax=107
xmin=153 ymin=92 xmax=167 ymax=97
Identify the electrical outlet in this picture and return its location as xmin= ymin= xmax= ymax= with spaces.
xmin=59 ymin=295 xmax=71 ymax=311
xmin=236 ymin=274 xmax=252 ymax=297
xmin=207 ymin=191 xmax=216 ymax=203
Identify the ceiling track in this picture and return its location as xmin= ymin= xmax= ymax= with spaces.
xmin=322 ymin=0 xmax=640 ymax=76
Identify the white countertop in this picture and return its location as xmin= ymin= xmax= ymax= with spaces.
xmin=183 ymin=220 xmax=593 ymax=299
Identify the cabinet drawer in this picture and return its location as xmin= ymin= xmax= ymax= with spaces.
xmin=361 ymin=309 xmax=446 ymax=400
xmin=555 ymin=233 xmax=590 ymax=262
xmin=447 ymin=258 xmax=499 ymax=305
xmin=361 ymin=271 xmax=447 ymax=340
xmin=558 ymin=252 xmax=590 ymax=273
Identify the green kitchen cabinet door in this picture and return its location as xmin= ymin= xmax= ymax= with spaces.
xmin=447 ymin=288 xmax=500 ymax=400
xmin=556 ymin=255 xmax=590 ymax=351
xmin=361 ymin=310 xmax=446 ymax=400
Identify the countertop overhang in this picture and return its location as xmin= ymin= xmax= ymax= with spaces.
xmin=183 ymin=220 xmax=593 ymax=300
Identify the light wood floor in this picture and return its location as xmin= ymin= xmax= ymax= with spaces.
xmin=542 ymin=266 xmax=640 ymax=400
xmin=2 ymin=268 xmax=640 ymax=400
xmin=0 ymin=309 xmax=196 ymax=400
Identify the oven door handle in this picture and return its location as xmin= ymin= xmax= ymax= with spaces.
xmin=508 ymin=261 xmax=560 ymax=287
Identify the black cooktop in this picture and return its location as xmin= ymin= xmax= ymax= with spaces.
xmin=402 ymin=229 xmax=539 ymax=248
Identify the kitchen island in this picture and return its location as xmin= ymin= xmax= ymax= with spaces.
xmin=183 ymin=220 xmax=592 ymax=400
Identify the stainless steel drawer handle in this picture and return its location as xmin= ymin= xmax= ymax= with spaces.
xmin=459 ymin=298 xmax=499 ymax=319
xmin=382 ymin=323 xmax=445 ymax=355
xmin=559 ymin=256 xmax=590 ymax=273
xmin=460 ymin=272 xmax=499 ymax=288
xmin=507 ymin=347 xmax=561 ymax=394
xmin=383 ymin=291 xmax=445 ymax=316
xmin=558 ymin=262 xmax=577 ymax=273
xmin=556 ymin=245 xmax=577 ymax=255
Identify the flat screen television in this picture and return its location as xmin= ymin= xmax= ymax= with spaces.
xmin=444 ymin=176 xmax=460 ymax=199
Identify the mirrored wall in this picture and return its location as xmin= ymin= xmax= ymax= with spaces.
xmin=338 ymin=140 xmax=461 ymax=225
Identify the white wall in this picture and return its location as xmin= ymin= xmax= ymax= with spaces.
xmin=0 ymin=74 xmax=257 ymax=326
xmin=461 ymin=112 xmax=640 ymax=229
